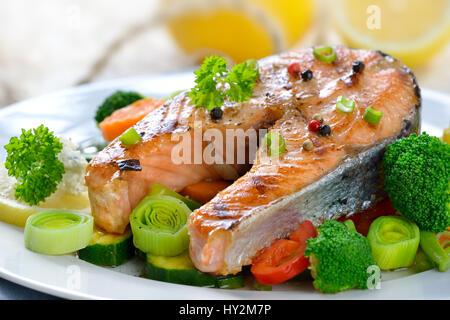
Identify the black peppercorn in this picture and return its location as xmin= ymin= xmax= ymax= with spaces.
xmin=301 ymin=69 xmax=313 ymax=82
xmin=318 ymin=124 xmax=331 ymax=136
xmin=352 ymin=60 xmax=365 ymax=74
xmin=210 ymin=107 xmax=223 ymax=120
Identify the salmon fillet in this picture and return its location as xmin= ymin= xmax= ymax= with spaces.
xmin=85 ymin=47 xmax=420 ymax=275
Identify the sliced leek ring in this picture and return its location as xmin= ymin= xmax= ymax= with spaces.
xmin=129 ymin=195 xmax=191 ymax=256
xmin=24 ymin=210 xmax=93 ymax=255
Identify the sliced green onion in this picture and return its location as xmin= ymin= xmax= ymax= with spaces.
xmin=363 ymin=106 xmax=383 ymax=125
xmin=420 ymin=231 xmax=450 ymax=272
xmin=313 ymin=46 xmax=337 ymax=64
xmin=336 ymin=96 xmax=355 ymax=114
xmin=149 ymin=183 xmax=201 ymax=211
xmin=367 ymin=216 xmax=420 ymax=270
xmin=119 ymin=127 xmax=141 ymax=146
xmin=342 ymin=219 xmax=356 ymax=231
xmin=24 ymin=210 xmax=93 ymax=255
xmin=129 ymin=195 xmax=191 ymax=256
xmin=263 ymin=132 xmax=286 ymax=156
xmin=165 ymin=89 xmax=185 ymax=101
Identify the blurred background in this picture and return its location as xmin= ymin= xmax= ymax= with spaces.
xmin=0 ymin=0 xmax=449 ymax=108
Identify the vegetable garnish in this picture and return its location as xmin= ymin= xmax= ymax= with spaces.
xmin=383 ymin=133 xmax=450 ymax=233
xmin=313 ymin=46 xmax=337 ymax=64
xmin=367 ymin=216 xmax=420 ymax=270
xmin=24 ymin=210 xmax=93 ymax=255
xmin=187 ymin=56 xmax=259 ymax=110
xmin=420 ymin=231 xmax=450 ymax=272
xmin=363 ymin=106 xmax=383 ymax=125
xmin=95 ymin=91 xmax=145 ymax=124
xmin=251 ymin=220 xmax=316 ymax=285
xmin=150 ymin=183 xmax=201 ymax=211
xmin=305 ymin=220 xmax=377 ymax=293
xmin=129 ymin=194 xmax=191 ymax=256
xmin=119 ymin=127 xmax=142 ymax=146
xmin=263 ymin=131 xmax=286 ymax=156
xmin=336 ymin=96 xmax=355 ymax=114
xmin=4 ymin=125 xmax=65 ymax=206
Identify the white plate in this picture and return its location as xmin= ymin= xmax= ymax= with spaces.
xmin=0 ymin=73 xmax=449 ymax=300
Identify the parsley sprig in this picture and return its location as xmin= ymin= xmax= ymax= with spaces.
xmin=188 ymin=56 xmax=259 ymax=110
xmin=4 ymin=125 xmax=65 ymax=206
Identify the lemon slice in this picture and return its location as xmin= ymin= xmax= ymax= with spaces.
xmin=331 ymin=0 xmax=450 ymax=68
xmin=0 ymin=192 xmax=91 ymax=228
xmin=164 ymin=0 xmax=314 ymax=63
xmin=0 ymin=192 xmax=90 ymax=227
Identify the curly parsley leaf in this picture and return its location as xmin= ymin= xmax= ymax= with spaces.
xmin=187 ymin=56 xmax=227 ymax=110
xmin=225 ymin=59 xmax=259 ymax=103
xmin=188 ymin=56 xmax=259 ymax=110
xmin=4 ymin=125 xmax=65 ymax=206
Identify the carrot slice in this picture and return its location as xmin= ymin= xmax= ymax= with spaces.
xmin=180 ymin=180 xmax=232 ymax=204
xmin=99 ymin=98 xmax=164 ymax=142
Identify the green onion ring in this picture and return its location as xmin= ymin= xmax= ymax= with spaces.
xmin=367 ymin=216 xmax=420 ymax=270
xmin=119 ymin=127 xmax=142 ymax=146
xmin=263 ymin=132 xmax=286 ymax=157
xmin=313 ymin=46 xmax=337 ymax=64
xmin=24 ymin=210 xmax=93 ymax=255
xmin=420 ymin=231 xmax=450 ymax=272
xmin=129 ymin=195 xmax=191 ymax=256
xmin=363 ymin=106 xmax=383 ymax=125
xmin=336 ymin=96 xmax=355 ymax=114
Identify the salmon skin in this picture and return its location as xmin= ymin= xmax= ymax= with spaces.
xmin=85 ymin=47 xmax=420 ymax=275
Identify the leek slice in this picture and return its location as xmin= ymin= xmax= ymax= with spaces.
xmin=367 ymin=216 xmax=420 ymax=270
xmin=24 ymin=210 xmax=93 ymax=255
xmin=129 ymin=195 xmax=191 ymax=256
xmin=149 ymin=183 xmax=201 ymax=211
xmin=420 ymin=231 xmax=450 ymax=272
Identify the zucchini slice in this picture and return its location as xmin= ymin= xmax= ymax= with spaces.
xmin=145 ymin=251 xmax=243 ymax=288
xmin=78 ymin=226 xmax=134 ymax=266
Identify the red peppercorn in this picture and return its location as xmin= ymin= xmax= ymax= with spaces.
xmin=308 ymin=120 xmax=321 ymax=132
xmin=287 ymin=62 xmax=301 ymax=76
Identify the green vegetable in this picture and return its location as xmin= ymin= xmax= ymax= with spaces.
xmin=224 ymin=59 xmax=259 ymax=103
xmin=363 ymin=106 xmax=383 ymax=125
xmin=305 ymin=220 xmax=378 ymax=293
xmin=119 ymin=127 xmax=142 ymax=146
xmin=413 ymin=250 xmax=435 ymax=273
xmin=149 ymin=183 xmax=201 ymax=211
xmin=129 ymin=194 xmax=191 ymax=256
xmin=253 ymin=281 xmax=272 ymax=291
xmin=145 ymin=251 xmax=216 ymax=287
xmin=24 ymin=210 xmax=93 ymax=255
xmin=313 ymin=46 xmax=337 ymax=64
xmin=335 ymin=96 xmax=355 ymax=114
xmin=145 ymin=250 xmax=243 ymax=288
xmin=420 ymin=231 xmax=450 ymax=272
xmin=215 ymin=274 xmax=244 ymax=289
xmin=78 ymin=227 xmax=135 ymax=266
xmin=165 ymin=89 xmax=185 ymax=101
xmin=367 ymin=216 xmax=420 ymax=270
xmin=342 ymin=219 xmax=356 ymax=231
xmin=95 ymin=90 xmax=145 ymax=124
xmin=383 ymin=133 xmax=450 ymax=232
xmin=4 ymin=125 xmax=65 ymax=206
xmin=187 ymin=56 xmax=259 ymax=110
xmin=263 ymin=132 xmax=286 ymax=156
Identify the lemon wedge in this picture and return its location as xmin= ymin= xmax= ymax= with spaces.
xmin=164 ymin=0 xmax=314 ymax=63
xmin=331 ymin=0 xmax=450 ymax=68
xmin=0 ymin=192 xmax=90 ymax=228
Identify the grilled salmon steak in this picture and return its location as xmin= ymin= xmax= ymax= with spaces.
xmin=85 ymin=47 xmax=420 ymax=275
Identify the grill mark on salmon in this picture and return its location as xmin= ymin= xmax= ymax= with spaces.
xmin=85 ymin=47 xmax=420 ymax=275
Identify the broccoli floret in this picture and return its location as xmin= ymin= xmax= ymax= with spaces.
xmin=305 ymin=220 xmax=377 ymax=294
xmin=95 ymin=91 xmax=145 ymax=124
xmin=383 ymin=133 xmax=450 ymax=232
